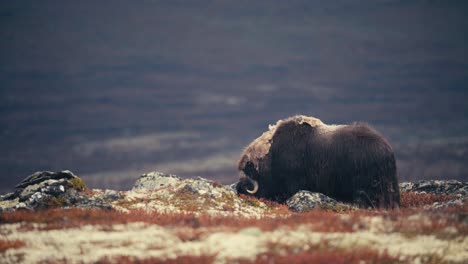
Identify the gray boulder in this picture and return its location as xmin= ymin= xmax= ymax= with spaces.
xmin=132 ymin=171 xmax=181 ymax=190
xmin=286 ymin=190 xmax=353 ymax=212
xmin=18 ymin=178 xmax=69 ymax=202
xmin=99 ymin=190 xmax=123 ymax=202
xmin=15 ymin=170 xmax=77 ymax=189
xmin=0 ymin=170 xmax=112 ymax=211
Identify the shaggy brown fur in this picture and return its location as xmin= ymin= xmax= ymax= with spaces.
xmin=237 ymin=115 xmax=400 ymax=209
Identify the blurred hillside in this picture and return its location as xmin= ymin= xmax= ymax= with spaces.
xmin=1 ymin=1 xmax=467 ymax=192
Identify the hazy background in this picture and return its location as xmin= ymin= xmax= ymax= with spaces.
xmin=1 ymin=0 xmax=467 ymax=192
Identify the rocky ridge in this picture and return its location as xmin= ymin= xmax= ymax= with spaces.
xmin=1 ymin=171 xmax=276 ymax=217
xmin=1 ymin=170 xmax=467 ymax=215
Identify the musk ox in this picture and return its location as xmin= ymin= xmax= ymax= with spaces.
xmin=236 ymin=115 xmax=400 ymax=209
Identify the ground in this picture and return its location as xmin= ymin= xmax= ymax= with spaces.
xmin=0 ymin=173 xmax=467 ymax=263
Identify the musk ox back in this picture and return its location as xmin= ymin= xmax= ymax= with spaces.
xmin=236 ymin=115 xmax=400 ymax=209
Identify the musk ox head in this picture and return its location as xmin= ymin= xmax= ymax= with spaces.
xmin=236 ymin=115 xmax=324 ymax=197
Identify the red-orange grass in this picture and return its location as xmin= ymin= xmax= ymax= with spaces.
xmin=400 ymin=192 xmax=457 ymax=208
xmin=0 ymin=239 xmax=25 ymax=252
xmin=0 ymin=207 xmax=354 ymax=232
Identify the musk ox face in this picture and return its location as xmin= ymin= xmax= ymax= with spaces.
xmin=237 ymin=161 xmax=260 ymax=195
xmin=236 ymin=115 xmax=400 ymax=209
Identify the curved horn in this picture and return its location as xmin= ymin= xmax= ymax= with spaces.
xmin=246 ymin=179 xmax=259 ymax=194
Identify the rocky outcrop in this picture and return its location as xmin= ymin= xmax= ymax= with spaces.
xmin=15 ymin=170 xmax=79 ymax=189
xmin=123 ymin=173 xmax=272 ymax=218
xmin=1 ymin=170 xmax=467 ymax=214
xmin=0 ymin=170 xmax=113 ymax=212
xmin=0 ymin=171 xmax=273 ymax=218
xmin=399 ymin=180 xmax=467 ymax=209
xmin=399 ymin=180 xmax=467 ymax=197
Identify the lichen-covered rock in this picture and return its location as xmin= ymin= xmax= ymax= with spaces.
xmin=15 ymin=170 xmax=77 ymax=189
xmin=0 ymin=192 xmax=16 ymax=201
xmin=0 ymin=170 xmax=112 ymax=212
xmin=1 ymin=170 xmax=274 ymax=217
xmin=286 ymin=191 xmax=353 ymax=212
xmin=179 ymin=176 xmax=228 ymax=198
xmin=115 ymin=172 xmax=274 ymax=218
xmin=99 ymin=190 xmax=123 ymax=201
xmin=18 ymin=178 xmax=69 ymax=202
xmin=132 ymin=172 xmax=181 ymax=190
xmin=399 ymin=180 xmax=467 ymax=210
xmin=73 ymin=195 xmax=113 ymax=210
xmin=399 ymin=180 xmax=467 ymax=197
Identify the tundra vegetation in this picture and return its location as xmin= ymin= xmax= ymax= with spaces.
xmin=0 ymin=171 xmax=466 ymax=263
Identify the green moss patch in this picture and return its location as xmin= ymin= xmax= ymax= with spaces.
xmin=69 ymin=177 xmax=88 ymax=191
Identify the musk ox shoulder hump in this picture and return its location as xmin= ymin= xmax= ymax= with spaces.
xmin=238 ymin=115 xmax=325 ymax=171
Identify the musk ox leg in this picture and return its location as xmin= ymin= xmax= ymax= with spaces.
xmin=353 ymin=190 xmax=376 ymax=209
xmin=377 ymin=178 xmax=400 ymax=209
xmin=353 ymin=177 xmax=400 ymax=209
